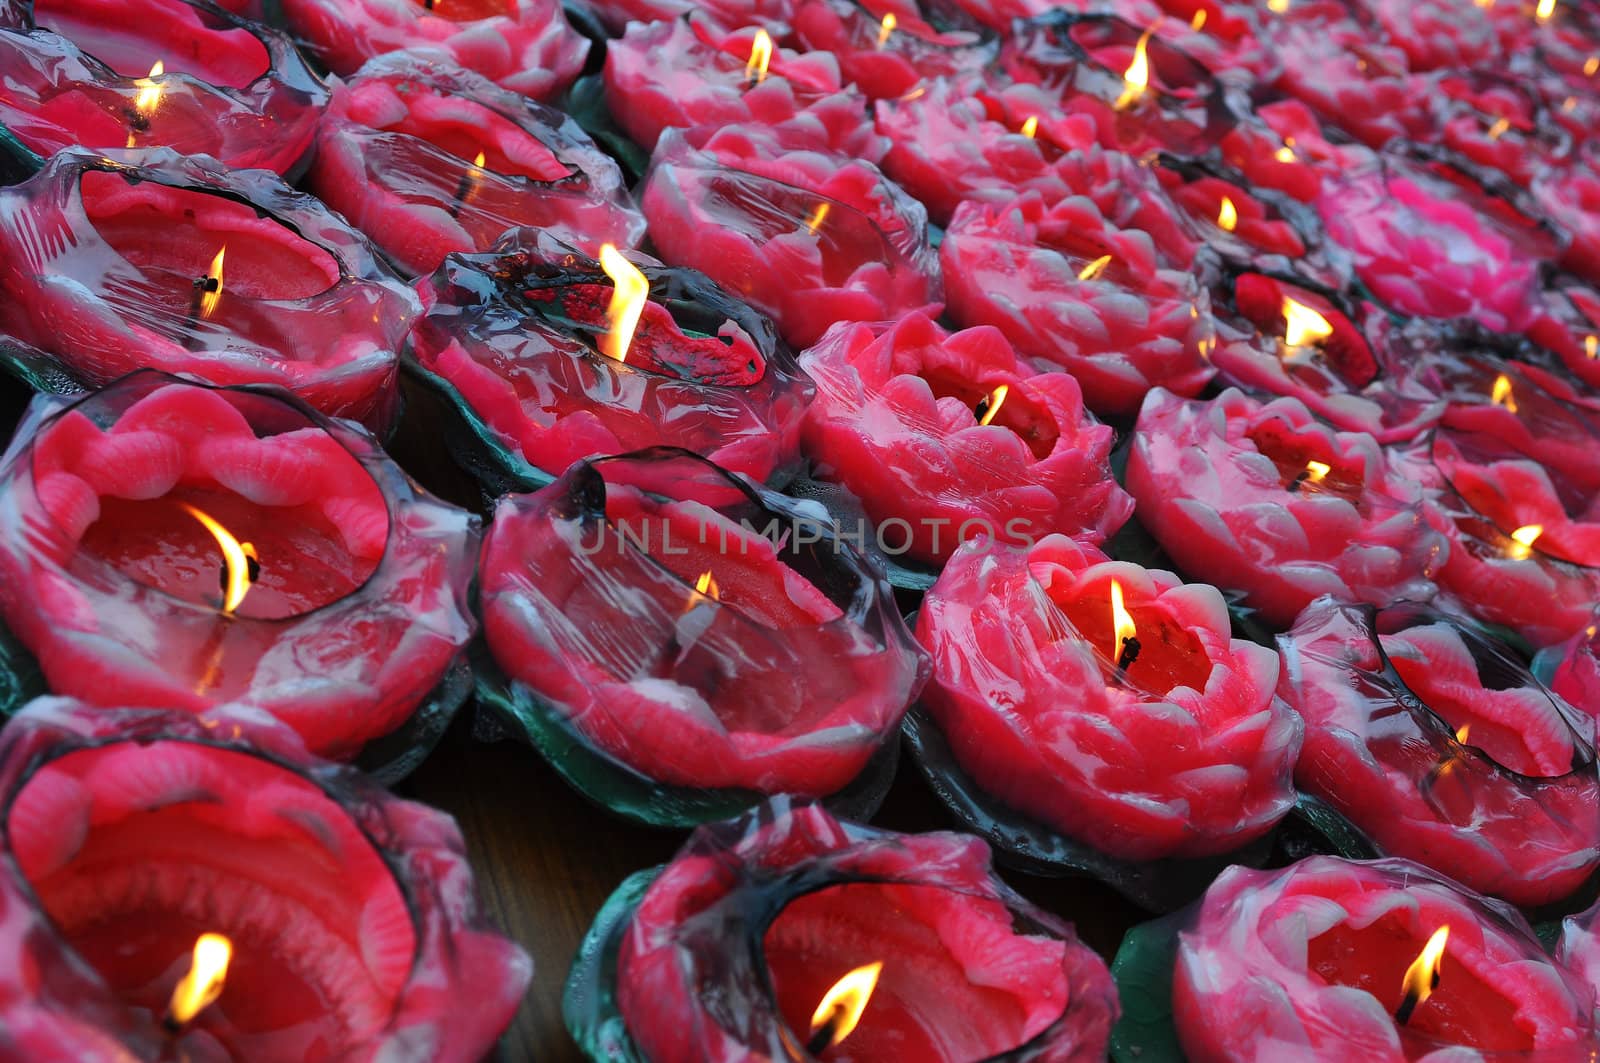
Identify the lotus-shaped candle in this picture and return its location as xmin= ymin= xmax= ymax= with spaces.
xmin=0 ymin=696 xmax=530 ymax=1062
xmin=642 ymin=125 xmax=940 ymax=350
xmin=1126 ymin=387 xmax=1447 ymax=627
xmin=0 ymin=149 xmax=418 ymax=433
xmin=309 ymin=54 xmax=644 ymax=278
xmin=577 ymin=0 xmax=792 ymax=35
xmin=790 ymin=0 xmax=998 ymax=101
xmin=799 ymin=313 xmax=1131 ymax=565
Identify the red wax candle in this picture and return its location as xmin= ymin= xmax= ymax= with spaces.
xmin=1528 ymin=279 xmax=1600 ymax=392
xmin=0 ymin=10 xmax=326 ymax=176
xmin=1174 ymin=857 xmax=1597 ymax=1061
xmin=603 ymin=16 xmax=882 ymax=158
xmin=1126 ymin=388 xmax=1447 ymax=628
xmin=0 ymin=376 xmax=479 ymax=761
xmin=276 ymin=0 xmax=587 ymax=102
xmin=1265 ymin=15 xmax=1432 ymax=150
xmin=575 ymin=0 xmax=792 ymax=36
xmin=799 ymin=313 xmax=1132 ymax=564
xmin=12 ymin=0 xmax=283 ymax=87
xmin=1224 ymin=98 xmax=1365 ymax=205
xmin=641 ymin=126 xmax=940 ymax=350
xmin=1549 ymin=625 xmax=1600 ymax=725
xmin=1427 ymin=73 xmax=1563 ymax=191
xmin=0 ymin=150 xmax=419 ymax=432
xmin=0 ymin=698 xmax=529 ymax=1062
xmin=1535 ymin=158 xmax=1600 ymax=290
xmin=790 ymin=0 xmax=998 ymax=101
xmin=408 ymin=231 xmax=814 ymax=485
xmin=1280 ymin=600 xmax=1600 ymax=906
xmin=941 ymin=191 xmax=1216 ymax=416
xmin=916 ymin=535 xmax=1301 ymax=860
xmin=1154 ymin=166 xmax=1310 ymax=264
xmin=478 ymin=451 xmax=926 ymax=799
xmin=616 ymin=801 xmax=1117 ymax=1061
xmin=309 ymin=54 xmax=645 ymax=278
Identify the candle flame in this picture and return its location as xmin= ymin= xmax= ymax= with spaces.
xmin=1190 ymin=8 xmax=1206 ymax=29
xmin=1217 ymin=196 xmax=1238 ymax=231
xmin=1509 ymin=523 xmax=1543 ymax=559
xmin=1275 ymin=137 xmax=1296 ymax=163
xmin=1586 ymin=334 xmax=1597 ymax=359
xmin=179 ymin=503 xmax=257 ymax=614
xmin=1268 ymin=0 xmax=1289 ymax=11
xmin=877 ymin=12 xmax=896 ymax=47
xmin=746 ymin=28 xmax=773 ymax=83
xmin=805 ymin=202 xmax=831 ymax=234
xmin=1456 ymin=724 xmax=1470 ymax=744
xmin=1078 ymin=254 xmax=1113 ymax=281
xmin=473 ymin=150 xmax=486 ymax=169
xmin=598 ymin=244 xmax=648 ymax=364
xmin=1586 ymin=56 xmax=1598 ymax=75
xmin=1398 ymin=926 xmax=1449 ymax=1024
xmin=134 ymin=61 xmax=166 ymax=114
xmin=977 ymin=384 xmax=1009 ymax=426
xmin=694 ymin=570 xmax=719 ymax=599
xmin=1021 ymin=114 xmax=1039 ymax=138
xmin=199 ymin=246 xmax=226 ymax=321
xmin=167 ymin=933 xmax=232 ymax=1027
xmin=1537 ymin=0 xmax=1555 ymax=20
xmin=1487 ymin=116 xmax=1510 ymax=139
xmin=1305 ymin=460 xmax=1331 ymax=483
xmin=1491 ymin=373 xmax=1516 ymax=413
xmin=1110 ymin=579 xmax=1137 ymax=658
xmin=809 ymin=962 xmax=882 ymax=1052
xmin=1114 ymin=27 xmax=1155 ymax=110
xmin=1564 ymin=96 xmax=1578 ymax=112
xmin=1282 ymin=295 xmax=1333 ymax=348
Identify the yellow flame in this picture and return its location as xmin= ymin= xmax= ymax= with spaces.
xmin=1491 ymin=373 xmax=1516 ymax=413
xmin=1268 ymin=0 xmax=1289 ymax=11
xmin=199 ymin=246 xmax=226 ymax=321
xmin=977 ymin=384 xmax=1009 ymax=426
xmin=695 ymin=570 xmax=719 ymax=599
xmin=1275 ymin=137 xmax=1296 ymax=163
xmin=1078 ymin=254 xmax=1113 ymax=281
xmin=1305 ymin=460 xmax=1331 ymax=483
xmin=1021 ymin=115 xmax=1039 ymax=138
xmin=1586 ymin=56 xmax=1598 ymax=75
xmin=598 ymin=243 xmax=648 ymax=364
xmin=473 ymin=150 xmax=486 ymax=169
xmin=1509 ymin=523 xmax=1543 ymax=559
xmin=746 ymin=28 xmax=773 ymax=83
xmin=1282 ymin=295 xmax=1333 ymax=348
xmin=1564 ymin=96 xmax=1578 ymax=112
xmin=134 ymin=60 xmax=165 ymax=114
xmin=1399 ymin=926 xmax=1450 ymax=1019
xmin=1114 ymin=27 xmax=1155 ymax=110
xmin=167 ymin=933 xmax=232 ymax=1026
xmin=1111 ymin=579 xmax=1137 ymax=656
xmin=1190 ymin=8 xmax=1206 ymax=29
xmin=1537 ymin=0 xmax=1555 ymax=20
xmin=179 ymin=503 xmax=257 ymax=614
xmin=805 ymin=202 xmax=831 ymax=235
xmin=1586 ymin=334 xmax=1597 ymax=359
xmin=810 ymin=962 xmax=882 ymax=1051
xmin=877 ymin=12 xmax=896 ymax=47
xmin=1487 ymin=116 xmax=1510 ymax=139
xmin=1217 ymin=196 xmax=1238 ymax=232
xmin=1456 ymin=724 xmax=1470 ymax=744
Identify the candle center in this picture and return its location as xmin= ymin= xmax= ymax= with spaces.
xmin=351 ymin=87 xmax=574 ymax=184
xmin=414 ymin=0 xmax=509 ymax=20
xmin=1057 ymin=588 xmax=1212 ymax=695
xmin=31 ymin=0 xmax=272 ymax=89
xmin=916 ymin=370 xmax=1058 ymax=458
xmin=1244 ymin=422 xmax=1362 ymax=501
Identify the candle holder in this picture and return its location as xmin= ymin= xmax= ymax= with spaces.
xmin=941 ymin=190 xmax=1217 ymax=416
xmin=904 ymin=534 xmax=1304 ymax=911
xmin=565 ymin=799 xmax=1118 ymax=1062
xmin=1111 ymin=857 xmax=1597 ymax=1063
xmin=1279 ymin=598 xmax=1600 ymax=908
xmin=642 ymin=126 xmax=940 ymax=350
xmin=604 ymin=16 xmax=880 ymax=158
xmin=1000 ymin=12 xmax=1241 ymax=158
xmin=0 ymin=373 xmax=480 ymax=780
xmin=798 ymin=313 xmax=1131 ymax=565
xmin=406 ymin=230 xmax=814 ymax=497
xmin=275 ymin=0 xmax=588 ymax=102
xmin=0 ymin=149 xmax=418 ymax=434
xmin=308 ymin=53 xmax=644 ymax=280
xmin=1126 ymin=387 xmax=1447 ymax=628
xmin=791 ymin=0 xmax=998 ymax=101
xmin=474 ymin=449 xmax=925 ymax=827
xmin=0 ymin=696 xmax=530 ymax=1061
xmin=0 ymin=0 xmax=327 ymax=178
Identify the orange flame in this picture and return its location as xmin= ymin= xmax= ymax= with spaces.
xmin=1114 ymin=27 xmax=1155 ymax=110
xmin=1586 ymin=56 xmax=1598 ymax=76
xmin=977 ymin=384 xmax=1009 ymax=426
xmin=1078 ymin=254 xmax=1113 ymax=281
xmin=1281 ymin=295 xmax=1333 ymax=348
xmin=877 ymin=12 xmax=896 ymax=47
xmin=1190 ymin=8 xmax=1206 ymax=29
xmin=134 ymin=61 xmax=166 ymax=115
xmin=1217 ymin=196 xmax=1238 ymax=231
xmin=746 ymin=28 xmax=773 ymax=83
xmin=1398 ymin=926 xmax=1449 ymax=1023
xmin=1587 ymin=334 xmax=1598 ymax=359
xmin=809 ymin=962 xmax=882 ymax=1052
xmin=199 ymin=246 xmax=226 ymax=321
xmin=695 ymin=570 xmax=719 ymax=599
xmin=167 ymin=933 xmax=232 ymax=1027
xmin=1487 ymin=116 xmax=1510 ymax=140
xmin=1491 ymin=373 xmax=1516 ymax=413
xmin=1275 ymin=137 xmax=1296 ymax=163
xmin=1537 ymin=0 xmax=1556 ymax=20
xmin=805 ymin=202 xmax=831 ymax=235
xmin=179 ymin=503 xmax=257 ymax=614
xmin=1509 ymin=523 xmax=1543 ymax=559
xmin=1268 ymin=0 xmax=1289 ymax=11
xmin=1021 ymin=114 xmax=1039 ymax=138
xmin=1304 ymin=460 xmax=1331 ymax=484
xmin=598 ymin=244 xmax=648 ymax=364
xmin=1111 ymin=579 xmax=1137 ymax=658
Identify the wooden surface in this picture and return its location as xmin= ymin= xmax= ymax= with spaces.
xmin=403 ymin=714 xmax=1145 ymax=1062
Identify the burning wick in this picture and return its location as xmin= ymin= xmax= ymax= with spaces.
xmin=806 ymin=962 xmax=882 ymax=1055
xmin=1217 ymin=195 xmax=1238 ymax=232
xmin=450 ymin=151 xmax=487 ymax=215
xmin=1508 ymin=523 xmax=1543 ymax=560
xmin=126 ymin=60 xmax=166 ymax=144
xmin=1078 ymin=254 xmax=1113 ymax=281
xmin=1287 ymin=459 xmax=1331 ymax=493
xmin=1114 ymin=27 xmax=1155 ymax=111
xmin=681 ymin=570 xmax=720 ymax=614
xmin=1491 ymin=373 xmax=1517 ymax=414
xmin=1267 ymin=0 xmax=1289 ymax=11
xmin=1281 ymin=295 xmax=1333 ymax=349
xmin=746 ymin=28 xmax=773 ymax=84
xmin=1587 ymin=334 xmax=1598 ymax=359
xmin=975 ymin=383 xmax=1009 ymax=426
xmin=179 ymin=503 xmax=259 ymax=615
xmin=598 ymin=244 xmax=649 ymax=364
xmin=1190 ymin=8 xmax=1206 ymax=30
xmin=163 ymin=933 xmax=233 ymax=1033
xmin=804 ymin=202 xmax=831 ymax=235
xmin=1110 ymin=579 xmax=1141 ymax=674
xmin=1020 ymin=114 xmax=1039 ymax=138
xmin=1536 ymin=0 xmax=1556 ymax=20
xmin=1396 ymin=926 xmax=1449 ymax=1026
xmin=183 ymin=246 xmax=227 ymax=345
xmin=1432 ymin=724 xmax=1472 ymax=783
xmin=1275 ymin=137 xmax=1296 ymax=163
xmin=876 ymin=12 xmax=896 ymax=47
